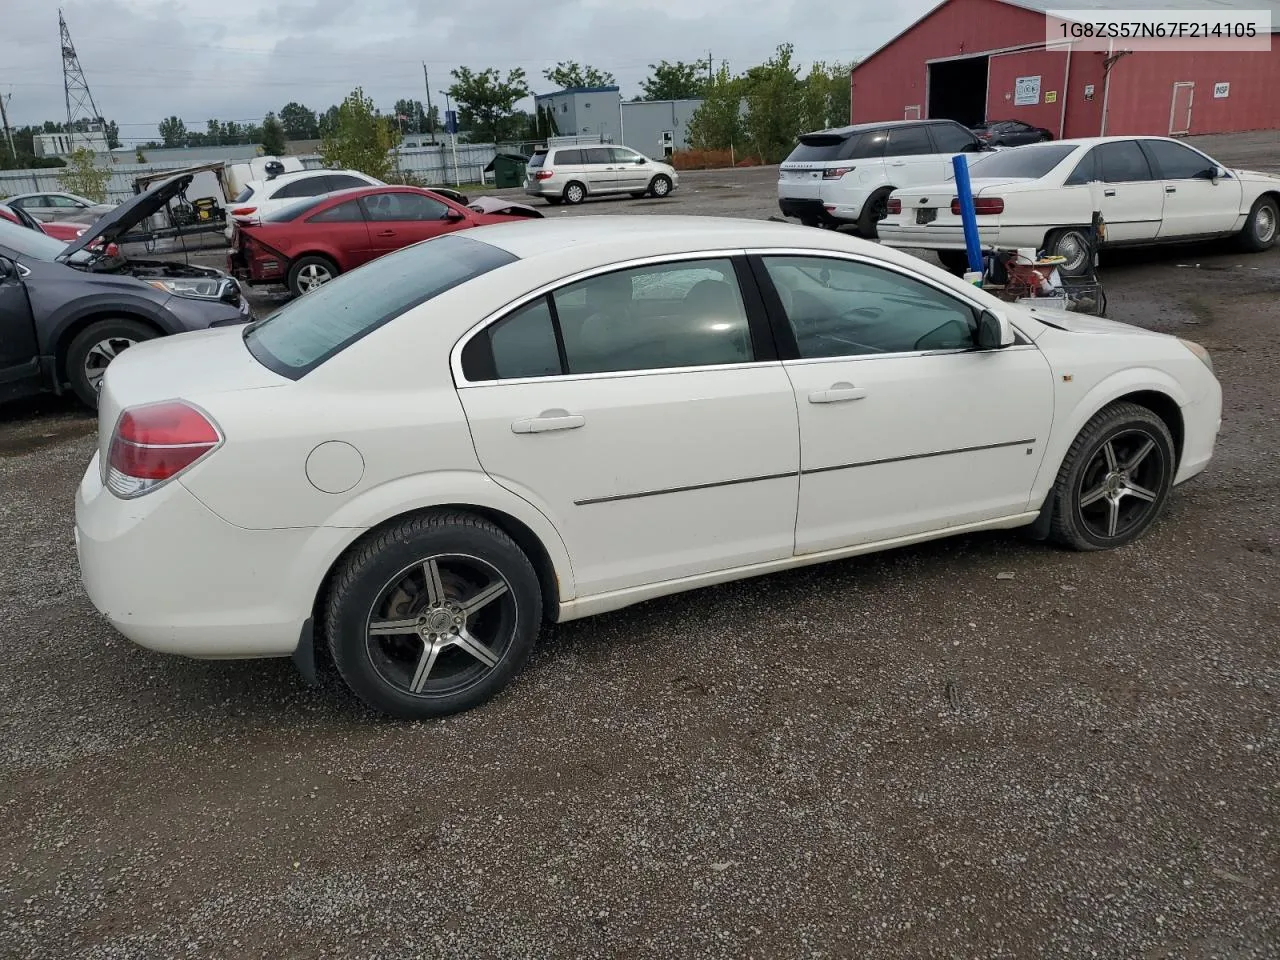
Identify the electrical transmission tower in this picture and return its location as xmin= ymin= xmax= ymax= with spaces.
xmin=59 ymin=8 xmax=105 ymax=149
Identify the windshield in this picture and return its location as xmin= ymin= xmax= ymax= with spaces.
xmin=0 ymin=218 xmax=73 ymax=261
xmin=244 ymin=233 xmax=518 ymax=378
xmin=959 ymin=143 xmax=1078 ymax=179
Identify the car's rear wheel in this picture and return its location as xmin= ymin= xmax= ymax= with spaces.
xmin=1048 ymin=402 xmax=1176 ymax=551
xmin=857 ymin=188 xmax=892 ymax=238
xmin=288 ymin=255 xmax=339 ymax=298
xmin=1239 ymin=195 xmax=1278 ymax=252
xmin=324 ymin=511 xmax=542 ymax=719
xmin=563 ymin=181 xmax=587 ymax=205
xmin=65 ymin=318 xmax=155 ymax=409
xmin=649 ymin=175 xmax=672 ymax=198
xmin=1044 ymin=227 xmax=1093 ymax=277
xmin=630 ymin=191 xmax=647 ymax=199
xmin=936 ymin=249 xmax=971 ymax=275
xmin=545 ymin=197 xmax=563 ymax=206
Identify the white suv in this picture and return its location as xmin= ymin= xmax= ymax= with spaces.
xmin=777 ymin=119 xmax=989 ymax=237
xmin=224 ymin=169 xmax=384 ymax=238
xmin=524 ymin=145 xmax=678 ymax=205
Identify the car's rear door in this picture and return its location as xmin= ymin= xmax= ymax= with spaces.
xmin=454 ymin=254 xmax=800 ymax=598
xmin=1088 ymin=141 xmax=1166 ymax=242
xmin=580 ymin=147 xmax=619 ymax=195
xmin=361 ymin=191 xmax=465 ymax=257
xmin=886 ymin=124 xmax=951 ymax=187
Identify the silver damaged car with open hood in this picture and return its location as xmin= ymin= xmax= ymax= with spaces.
xmin=0 ymin=172 xmax=252 ymax=409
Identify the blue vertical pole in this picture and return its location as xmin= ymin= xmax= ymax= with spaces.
xmin=952 ymin=154 xmax=983 ymax=275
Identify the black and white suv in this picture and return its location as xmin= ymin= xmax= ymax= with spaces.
xmin=777 ymin=119 xmax=989 ymax=236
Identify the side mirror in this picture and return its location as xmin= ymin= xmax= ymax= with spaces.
xmin=977 ymin=309 xmax=1015 ymax=349
xmin=443 ymin=209 xmax=466 ymax=221
xmin=635 ymin=157 xmax=647 ymax=164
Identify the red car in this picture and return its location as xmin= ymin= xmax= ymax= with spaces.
xmin=227 ymin=185 xmax=542 ymax=298
xmin=0 ymin=202 xmax=119 ymax=255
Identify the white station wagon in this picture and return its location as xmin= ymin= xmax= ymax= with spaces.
xmin=75 ymin=217 xmax=1221 ymax=720
xmin=878 ymin=136 xmax=1280 ymax=275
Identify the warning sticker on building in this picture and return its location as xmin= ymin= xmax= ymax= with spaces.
xmin=1045 ymin=90 xmax=1058 ymax=104
xmin=1014 ymin=75 xmax=1042 ymax=106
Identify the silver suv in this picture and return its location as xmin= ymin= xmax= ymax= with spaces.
xmin=524 ymin=145 xmax=679 ymax=205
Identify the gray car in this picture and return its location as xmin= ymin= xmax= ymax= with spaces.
xmin=0 ymin=173 xmax=251 ymax=409
xmin=524 ymin=145 xmax=678 ymax=205
xmin=5 ymin=191 xmax=117 ymax=223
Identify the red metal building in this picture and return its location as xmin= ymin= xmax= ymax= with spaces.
xmin=850 ymin=0 xmax=1280 ymax=138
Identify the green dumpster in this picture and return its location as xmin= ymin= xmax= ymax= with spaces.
xmin=486 ymin=153 xmax=529 ymax=189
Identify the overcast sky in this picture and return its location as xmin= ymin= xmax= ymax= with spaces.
xmin=0 ymin=0 xmax=938 ymax=142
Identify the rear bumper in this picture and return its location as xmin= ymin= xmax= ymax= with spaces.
xmin=778 ymin=198 xmax=843 ymax=223
xmin=877 ymin=221 xmax=1045 ymax=251
xmin=74 ymin=453 xmax=348 ymax=659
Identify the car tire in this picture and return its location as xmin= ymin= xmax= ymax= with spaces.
xmin=936 ymin=250 xmax=971 ymax=276
xmin=800 ymin=217 xmax=821 ymax=228
xmin=65 ymin=318 xmax=155 ymax=410
xmin=1044 ymin=227 xmax=1093 ymax=277
xmin=288 ymin=255 xmax=339 ymax=298
xmin=649 ymin=175 xmax=673 ymax=198
xmin=545 ymin=197 xmax=563 ymax=206
xmin=324 ymin=510 xmax=543 ymax=720
xmin=630 ymin=191 xmax=647 ymax=199
xmin=1239 ymin=194 xmax=1278 ymax=252
xmin=1047 ymin=401 xmax=1177 ymax=552
xmin=856 ymin=188 xmax=892 ymax=239
xmin=563 ymin=181 xmax=587 ymax=205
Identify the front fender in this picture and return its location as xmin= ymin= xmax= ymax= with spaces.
xmin=313 ymin=469 xmax=577 ymax=601
xmin=1030 ymin=365 xmax=1192 ymax=503
xmin=37 ymin=289 xmax=180 ymax=354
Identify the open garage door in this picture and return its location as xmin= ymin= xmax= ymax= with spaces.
xmin=927 ymin=55 xmax=989 ymax=128
xmin=986 ymin=47 xmax=1070 ymax=137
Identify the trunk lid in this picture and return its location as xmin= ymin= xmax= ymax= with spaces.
xmin=96 ymin=325 xmax=287 ymax=461
xmin=891 ymin=177 xmax=1029 ymax=225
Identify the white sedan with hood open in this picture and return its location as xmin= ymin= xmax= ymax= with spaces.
xmin=75 ymin=216 xmax=1221 ymax=720
xmin=877 ymin=136 xmax=1280 ymax=275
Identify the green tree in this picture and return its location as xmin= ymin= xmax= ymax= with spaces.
xmin=279 ymin=101 xmax=319 ymax=140
xmin=317 ymin=104 xmax=341 ymax=138
xmin=801 ymin=60 xmax=853 ymax=130
xmin=320 ymin=87 xmax=396 ymax=179
xmin=134 ymin=146 xmax=146 ymax=163
xmin=640 ymin=60 xmax=708 ymax=101
xmin=542 ymin=61 xmax=615 ymax=90
xmin=687 ymin=63 xmax=743 ymax=151
xmin=742 ymin=44 xmax=805 ymax=164
xmin=261 ymin=112 xmax=286 ymax=155
xmin=157 ymin=116 xmax=186 ymax=148
xmin=104 ymin=120 xmax=120 ymax=150
xmin=58 ymin=147 xmax=111 ymax=202
xmin=448 ymin=67 xmax=530 ymax=144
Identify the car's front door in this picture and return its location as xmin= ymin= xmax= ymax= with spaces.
xmin=753 ymin=253 xmax=1055 ymax=553
xmin=1088 ymin=141 xmax=1166 ymax=242
xmin=11 ymin=196 xmax=54 ymax=222
xmin=1139 ymin=138 xmax=1242 ymax=237
xmin=455 ymin=255 xmax=800 ymax=598
xmin=580 ymin=147 xmax=619 ymax=195
xmin=0 ymin=254 xmax=40 ymax=387
xmin=361 ymin=191 xmax=465 ymax=258
xmin=609 ymin=147 xmax=649 ymax=191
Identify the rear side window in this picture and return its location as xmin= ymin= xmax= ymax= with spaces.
xmin=485 ymin=298 xmax=563 ymax=380
xmin=962 ymin=143 xmax=1078 ymax=179
xmin=1064 ymin=149 xmax=1097 ymax=185
xmin=271 ymin=177 xmax=326 ymax=200
xmin=929 ymin=123 xmax=979 ymax=153
xmin=233 ymin=186 xmax=255 ymax=203
xmin=885 ymin=125 xmax=934 ymax=156
xmin=554 ymin=149 xmax=584 ymax=164
xmin=582 ymin=148 xmax=612 ymax=165
xmin=244 ymin=233 xmax=517 ymax=378
xmin=1097 ymin=141 xmax=1154 ymax=182
xmin=307 ymin=199 xmax=365 ymax=223
xmin=326 ymin=174 xmax=370 ymax=191
xmin=263 ymin=195 xmax=332 ymax=221
xmin=527 ymin=151 xmax=547 ymax=168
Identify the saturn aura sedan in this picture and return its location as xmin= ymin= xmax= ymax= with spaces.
xmin=75 ymin=216 xmax=1222 ymax=720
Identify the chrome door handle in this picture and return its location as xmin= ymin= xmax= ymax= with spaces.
xmin=511 ymin=410 xmax=586 ymax=434
xmin=376 ymin=229 xmax=395 ymax=236
xmin=1103 ymin=189 xmax=1116 ymax=197
xmin=808 ymin=383 xmax=868 ymax=404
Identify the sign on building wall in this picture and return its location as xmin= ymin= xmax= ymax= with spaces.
xmin=1045 ymin=90 xmax=1058 ymax=104
xmin=1084 ymin=83 xmax=1096 ymax=101
xmin=1214 ymin=82 xmax=1231 ymax=98
xmin=1014 ymin=75 xmax=1042 ymax=106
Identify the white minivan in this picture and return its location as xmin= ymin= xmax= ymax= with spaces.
xmin=777 ymin=119 xmax=990 ymax=237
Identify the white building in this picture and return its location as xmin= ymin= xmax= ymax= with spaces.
xmin=34 ymin=130 xmax=110 ymax=157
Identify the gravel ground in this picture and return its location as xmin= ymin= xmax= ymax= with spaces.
xmin=1 ymin=132 xmax=1277 ymax=959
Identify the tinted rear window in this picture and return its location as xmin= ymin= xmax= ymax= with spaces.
xmin=244 ymin=233 xmax=517 ymax=378
xmin=554 ymin=149 xmax=584 ymax=164
xmin=233 ymin=185 xmax=255 ymax=203
xmin=262 ymin=195 xmax=333 ymax=222
xmin=527 ymin=151 xmax=547 ymax=168
xmin=785 ymin=134 xmax=855 ymax=163
xmin=961 ymin=143 xmax=1078 ymax=179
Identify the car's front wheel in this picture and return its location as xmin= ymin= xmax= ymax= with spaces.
xmin=65 ymin=318 xmax=155 ymax=409
xmin=1048 ymin=402 xmax=1176 ymax=551
xmin=324 ymin=511 xmax=543 ymax=719
xmin=1239 ymin=195 xmax=1278 ymax=252
xmin=288 ymin=255 xmax=339 ymax=298
xmin=649 ymin=175 xmax=672 ymax=198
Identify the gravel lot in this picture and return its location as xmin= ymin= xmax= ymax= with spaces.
xmin=1 ymin=132 xmax=1277 ymax=959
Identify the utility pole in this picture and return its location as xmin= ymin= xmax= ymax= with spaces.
xmin=423 ymin=63 xmax=436 ymax=145
xmin=60 ymin=9 xmax=106 ymax=151
xmin=707 ymin=51 xmax=713 ymax=84
xmin=0 ymin=92 xmax=16 ymax=161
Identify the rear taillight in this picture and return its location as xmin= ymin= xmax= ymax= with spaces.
xmin=950 ymin=197 xmax=1005 ymax=215
xmin=822 ymin=166 xmax=854 ymax=179
xmin=106 ymin=401 xmax=222 ymax=499
xmin=886 ymin=198 xmax=902 ymax=215
xmin=231 ymin=206 xmax=257 ymax=217
xmin=535 ymin=170 xmax=554 ymax=180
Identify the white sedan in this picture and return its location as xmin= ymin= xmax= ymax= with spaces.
xmin=877 ymin=136 xmax=1280 ymax=274
xmin=75 ymin=217 xmax=1222 ymax=720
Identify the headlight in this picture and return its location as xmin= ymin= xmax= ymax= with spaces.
xmin=1178 ymin=338 xmax=1213 ymax=374
xmin=146 ymin=277 xmax=229 ymax=300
